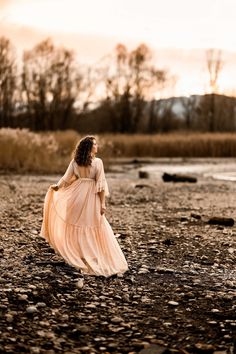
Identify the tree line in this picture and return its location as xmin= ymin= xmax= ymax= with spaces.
xmin=0 ymin=36 xmax=235 ymax=133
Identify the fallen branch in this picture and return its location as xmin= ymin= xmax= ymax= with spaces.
xmin=162 ymin=173 xmax=197 ymax=183
xmin=191 ymin=213 xmax=202 ymax=220
xmin=139 ymin=171 xmax=150 ymax=178
xmin=208 ymin=217 xmax=234 ymax=227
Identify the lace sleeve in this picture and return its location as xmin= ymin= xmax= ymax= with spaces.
xmin=95 ymin=158 xmax=109 ymax=197
xmin=57 ymin=160 xmax=75 ymax=188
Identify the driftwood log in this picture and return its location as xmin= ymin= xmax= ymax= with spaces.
xmin=139 ymin=171 xmax=150 ymax=179
xmin=135 ymin=183 xmax=152 ymax=189
xmin=208 ymin=217 xmax=234 ymax=227
xmin=190 ymin=213 xmax=234 ymax=227
xmin=191 ymin=213 xmax=202 ymax=220
xmin=162 ymin=172 xmax=197 ymax=183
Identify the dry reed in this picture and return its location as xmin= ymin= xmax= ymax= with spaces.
xmin=1 ymin=129 xmax=236 ymax=173
xmin=98 ymin=133 xmax=236 ymax=158
xmin=0 ymin=128 xmax=59 ymax=173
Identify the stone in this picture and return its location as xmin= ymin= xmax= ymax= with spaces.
xmin=76 ymin=278 xmax=84 ymax=289
xmin=168 ymin=301 xmax=179 ymax=306
xmin=111 ymin=316 xmax=123 ymax=324
xmin=139 ymin=344 xmax=168 ymax=354
xmin=26 ymin=306 xmax=38 ymax=314
xmin=36 ymin=302 xmax=47 ymax=308
xmin=195 ymin=342 xmax=215 ymax=351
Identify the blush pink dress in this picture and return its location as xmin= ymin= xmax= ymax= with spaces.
xmin=40 ymin=157 xmax=128 ymax=277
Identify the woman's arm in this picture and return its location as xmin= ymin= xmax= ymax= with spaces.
xmin=95 ymin=158 xmax=109 ymax=196
xmin=51 ymin=160 xmax=75 ymax=191
xmin=95 ymin=158 xmax=109 ymax=215
xmin=98 ymin=190 xmax=106 ymax=215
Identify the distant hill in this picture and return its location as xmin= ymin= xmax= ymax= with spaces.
xmin=77 ymin=93 xmax=236 ymax=133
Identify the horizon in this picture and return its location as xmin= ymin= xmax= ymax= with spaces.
xmin=1 ymin=0 xmax=236 ymax=97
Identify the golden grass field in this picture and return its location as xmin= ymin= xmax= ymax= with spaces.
xmin=1 ymin=128 xmax=236 ymax=173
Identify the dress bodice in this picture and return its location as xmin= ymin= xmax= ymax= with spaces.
xmin=57 ymin=157 xmax=109 ymax=196
xmin=73 ymin=158 xmax=98 ymax=179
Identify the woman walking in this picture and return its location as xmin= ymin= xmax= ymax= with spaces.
xmin=40 ymin=136 xmax=128 ymax=277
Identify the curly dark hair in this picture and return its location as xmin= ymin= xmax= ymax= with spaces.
xmin=73 ymin=136 xmax=96 ymax=166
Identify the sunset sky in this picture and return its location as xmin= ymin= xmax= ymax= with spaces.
xmin=1 ymin=0 xmax=236 ymax=97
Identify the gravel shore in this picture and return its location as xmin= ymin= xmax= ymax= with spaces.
xmin=0 ymin=168 xmax=236 ymax=354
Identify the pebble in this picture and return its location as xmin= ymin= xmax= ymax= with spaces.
xmin=85 ymin=304 xmax=96 ymax=309
xmin=26 ymin=306 xmax=38 ymax=314
xmin=195 ymin=343 xmax=215 ymax=351
xmin=76 ymin=325 xmax=91 ymax=334
xmin=18 ymin=294 xmax=28 ymax=301
xmin=168 ymin=301 xmax=179 ymax=306
xmin=211 ymin=308 xmax=220 ymax=313
xmin=5 ymin=314 xmax=14 ymax=323
xmin=30 ymin=348 xmax=41 ymax=354
xmin=36 ymin=302 xmax=47 ymax=308
xmin=76 ymin=278 xmax=84 ymax=289
xmin=139 ymin=344 xmax=167 ymax=354
xmin=111 ymin=316 xmax=123 ymax=324
xmin=138 ymin=268 xmax=150 ymax=274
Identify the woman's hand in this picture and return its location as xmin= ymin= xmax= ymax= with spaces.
xmin=50 ymin=184 xmax=59 ymax=191
xmin=101 ymin=205 xmax=106 ymax=215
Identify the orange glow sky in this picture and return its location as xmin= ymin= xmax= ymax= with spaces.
xmin=1 ymin=0 xmax=236 ymax=97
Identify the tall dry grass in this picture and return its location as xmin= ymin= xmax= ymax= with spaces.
xmin=100 ymin=133 xmax=236 ymax=158
xmin=0 ymin=128 xmax=60 ymax=173
xmin=1 ymin=128 xmax=236 ymax=173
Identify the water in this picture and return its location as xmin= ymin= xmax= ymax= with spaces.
xmin=111 ymin=158 xmax=236 ymax=181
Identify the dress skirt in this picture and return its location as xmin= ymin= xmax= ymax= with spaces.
xmin=40 ymin=177 xmax=128 ymax=277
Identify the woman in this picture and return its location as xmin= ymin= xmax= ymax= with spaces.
xmin=40 ymin=136 xmax=128 ymax=277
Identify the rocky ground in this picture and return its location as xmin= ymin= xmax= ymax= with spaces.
xmin=0 ymin=164 xmax=236 ymax=354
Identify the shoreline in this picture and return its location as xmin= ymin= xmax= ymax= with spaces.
xmin=0 ymin=171 xmax=236 ymax=353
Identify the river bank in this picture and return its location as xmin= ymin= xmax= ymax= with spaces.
xmin=0 ymin=165 xmax=236 ymax=353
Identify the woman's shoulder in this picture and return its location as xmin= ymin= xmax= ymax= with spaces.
xmin=71 ymin=159 xmax=77 ymax=167
xmin=93 ymin=157 xmax=104 ymax=170
xmin=94 ymin=157 xmax=103 ymax=164
xmin=71 ymin=159 xmax=80 ymax=170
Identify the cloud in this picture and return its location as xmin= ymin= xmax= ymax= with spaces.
xmin=0 ymin=0 xmax=15 ymax=23
xmin=0 ymin=21 xmax=123 ymax=62
xmin=0 ymin=0 xmax=14 ymax=9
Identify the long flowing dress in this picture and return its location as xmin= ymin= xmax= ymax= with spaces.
xmin=40 ymin=157 xmax=128 ymax=277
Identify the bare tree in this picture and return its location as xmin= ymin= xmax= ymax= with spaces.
xmin=206 ymin=49 xmax=223 ymax=93
xmin=206 ymin=49 xmax=223 ymax=131
xmin=182 ymin=95 xmax=197 ymax=130
xmin=79 ymin=65 xmax=107 ymax=112
xmin=129 ymin=44 xmax=166 ymax=132
xmin=0 ymin=37 xmax=17 ymax=127
xmin=100 ymin=43 xmax=167 ymax=133
xmin=22 ymin=38 xmax=82 ymax=131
